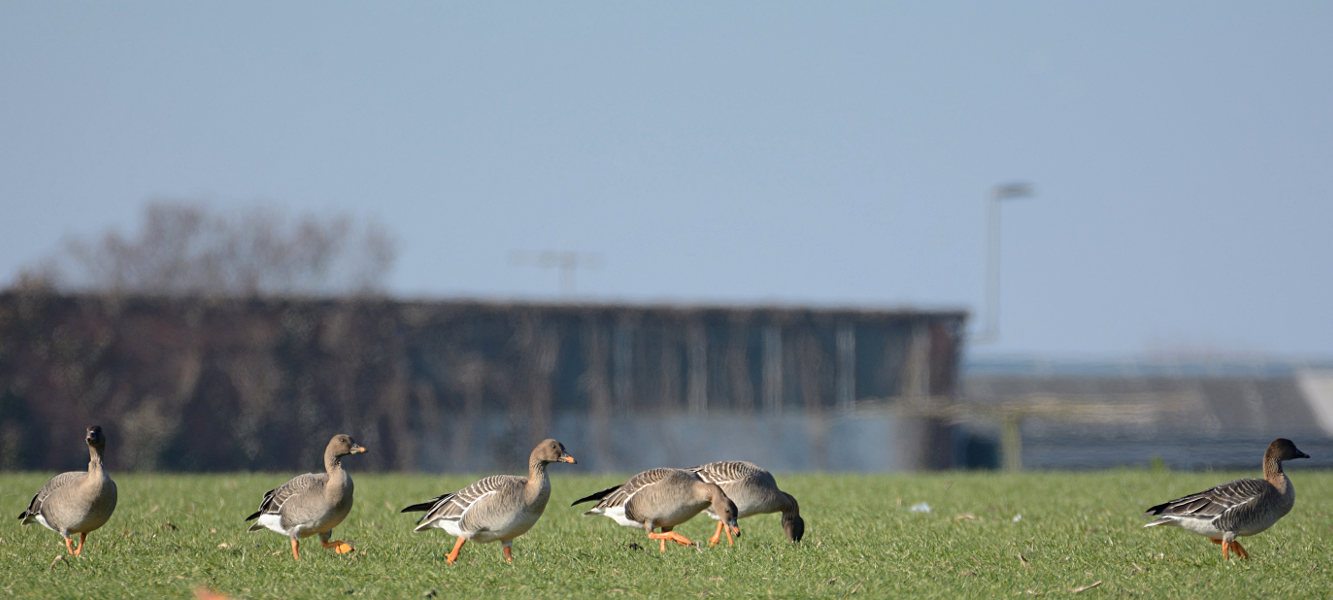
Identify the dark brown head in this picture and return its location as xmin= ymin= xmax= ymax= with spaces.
xmin=707 ymin=484 xmax=741 ymax=539
xmin=1268 ymin=438 xmax=1310 ymax=462
xmin=532 ymin=438 xmax=576 ymax=465
xmin=782 ymin=514 xmax=805 ymax=542
xmin=327 ymin=434 xmax=367 ymax=457
xmin=85 ymin=425 xmax=106 ymax=451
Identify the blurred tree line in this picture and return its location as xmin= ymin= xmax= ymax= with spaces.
xmin=15 ymin=200 xmax=396 ymax=297
xmin=4 ymin=200 xmax=404 ymax=470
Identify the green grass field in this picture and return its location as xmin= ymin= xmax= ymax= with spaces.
xmin=2 ymin=468 xmax=1329 ymax=599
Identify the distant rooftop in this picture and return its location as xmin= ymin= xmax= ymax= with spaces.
xmin=964 ymin=356 xmax=1333 ymax=378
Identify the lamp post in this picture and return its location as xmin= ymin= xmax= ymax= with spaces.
xmin=980 ymin=182 xmax=1033 ymax=471
xmin=979 ymin=182 xmax=1034 ymax=344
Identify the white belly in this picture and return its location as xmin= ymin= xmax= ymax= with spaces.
xmin=590 ymin=506 xmax=643 ymax=529
xmin=255 ymin=513 xmax=311 ymax=537
xmin=434 ymin=517 xmax=465 ymax=538
xmin=1175 ymin=516 xmax=1226 ymax=540
xmin=34 ymin=514 xmax=58 ymax=534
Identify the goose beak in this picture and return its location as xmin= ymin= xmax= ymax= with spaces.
xmin=560 ymin=454 xmax=577 ymax=464
xmin=351 ymin=445 xmax=367 ymax=454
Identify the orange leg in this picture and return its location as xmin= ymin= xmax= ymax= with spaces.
xmin=64 ymin=536 xmax=76 ymax=555
xmin=290 ymin=538 xmax=301 ymax=560
xmin=445 ymin=536 xmax=466 ymax=565
xmin=1211 ymin=538 xmax=1250 ymax=560
xmin=503 ymin=545 xmax=513 ymax=563
xmin=647 ymin=530 xmax=694 ymax=552
xmin=72 ymin=533 xmax=87 ymax=555
xmin=321 ymin=539 xmax=355 ymax=554
xmin=707 ymin=520 xmax=736 ymax=547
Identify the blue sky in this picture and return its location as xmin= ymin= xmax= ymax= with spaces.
xmin=3 ymin=2 xmax=1331 ymax=360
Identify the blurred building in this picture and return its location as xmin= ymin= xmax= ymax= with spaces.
xmin=962 ymin=358 xmax=1333 ymax=470
xmin=0 ymin=291 xmax=967 ymax=473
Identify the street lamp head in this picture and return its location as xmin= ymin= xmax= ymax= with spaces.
xmin=993 ymin=183 xmax=1035 ymax=200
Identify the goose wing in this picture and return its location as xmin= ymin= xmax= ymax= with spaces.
xmin=17 ymin=471 xmax=83 ymax=521
xmin=588 ymin=468 xmax=679 ymax=511
xmin=409 ymin=474 xmax=521 ymax=530
xmin=689 ymin=461 xmax=764 ymax=486
xmin=246 ymin=472 xmax=326 ymax=521
xmin=1145 ymin=477 xmax=1270 ymax=523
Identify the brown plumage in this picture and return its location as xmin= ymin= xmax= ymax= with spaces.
xmin=689 ymin=460 xmax=803 ymax=545
xmin=401 ymin=439 xmax=576 ymax=565
xmin=245 ymin=434 xmax=366 ymax=560
xmin=18 ymin=426 xmax=118 ymax=556
xmin=1143 ymin=438 xmax=1309 ymax=560
xmin=572 ymin=468 xmax=741 ymax=552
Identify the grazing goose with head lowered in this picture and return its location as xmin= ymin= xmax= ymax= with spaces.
xmin=245 ymin=434 xmax=366 ymax=560
xmin=689 ymin=460 xmax=803 ymax=546
xmin=401 ymin=439 xmax=576 ymax=565
xmin=573 ymin=468 xmax=740 ymax=552
xmin=1143 ymin=438 xmax=1309 ymax=560
xmin=18 ymin=426 xmax=118 ymax=556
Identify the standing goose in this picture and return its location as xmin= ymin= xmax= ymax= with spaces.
xmin=689 ymin=460 xmax=803 ymax=546
xmin=1143 ymin=438 xmax=1309 ymax=560
xmin=245 ymin=434 xmax=366 ymax=560
xmin=572 ymin=468 xmax=741 ymax=553
xmin=18 ymin=425 xmax=118 ymax=556
xmin=401 ymin=439 xmax=576 ymax=565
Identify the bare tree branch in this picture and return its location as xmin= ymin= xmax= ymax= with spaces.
xmin=25 ymin=200 xmax=398 ymax=297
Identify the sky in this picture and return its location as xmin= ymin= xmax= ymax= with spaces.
xmin=2 ymin=2 xmax=1332 ymax=361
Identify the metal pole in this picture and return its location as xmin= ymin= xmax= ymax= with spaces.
xmin=984 ymin=192 xmax=1002 ymax=343
xmin=978 ymin=183 xmax=1033 ymax=344
xmin=1001 ymin=411 xmax=1024 ymax=471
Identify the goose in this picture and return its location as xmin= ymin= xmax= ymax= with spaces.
xmin=18 ymin=425 xmax=118 ymax=555
xmin=1143 ymin=438 xmax=1309 ymax=560
xmin=401 ymin=439 xmax=575 ymax=564
xmin=572 ymin=468 xmax=740 ymax=552
xmin=689 ymin=460 xmax=803 ymax=545
xmin=245 ymin=434 xmax=366 ymax=560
